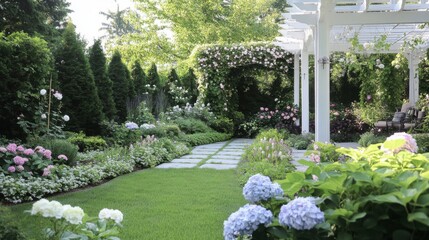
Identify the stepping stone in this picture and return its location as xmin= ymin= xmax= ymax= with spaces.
xmin=220 ymin=148 xmax=244 ymax=152
xmin=199 ymin=164 xmax=237 ymax=170
xmin=156 ymin=163 xmax=197 ymax=168
xmin=216 ymin=151 xmax=244 ymax=156
xmin=171 ymin=158 xmax=202 ymax=164
xmin=191 ymin=149 xmax=218 ymax=154
xmin=211 ymin=155 xmax=241 ymax=160
xmin=206 ymin=159 xmax=239 ymax=165
xmin=181 ymin=154 xmax=210 ymax=159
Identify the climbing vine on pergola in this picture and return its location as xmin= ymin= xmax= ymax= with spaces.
xmin=190 ymin=42 xmax=294 ymax=114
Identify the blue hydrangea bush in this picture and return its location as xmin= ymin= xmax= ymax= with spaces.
xmin=228 ymin=133 xmax=429 ymax=239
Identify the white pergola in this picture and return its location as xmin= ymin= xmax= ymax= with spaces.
xmin=275 ymin=0 xmax=429 ymax=142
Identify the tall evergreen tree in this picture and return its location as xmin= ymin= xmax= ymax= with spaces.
xmin=125 ymin=67 xmax=136 ymax=99
xmin=131 ymin=61 xmax=146 ymax=96
xmin=146 ymin=63 xmax=161 ymax=114
xmin=108 ymin=50 xmax=129 ymax=122
xmin=182 ymin=68 xmax=198 ymax=103
xmin=56 ymin=22 xmax=104 ymax=135
xmin=147 ymin=63 xmax=161 ymax=90
xmin=166 ymin=68 xmax=180 ymax=106
xmin=88 ymin=39 xmax=117 ymax=120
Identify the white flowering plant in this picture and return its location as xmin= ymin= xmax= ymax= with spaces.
xmin=17 ymin=88 xmax=69 ymax=141
xmin=29 ymin=199 xmax=124 ymax=240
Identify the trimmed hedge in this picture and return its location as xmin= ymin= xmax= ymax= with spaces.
xmin=178 ymin=132 xmax=233 ymax=147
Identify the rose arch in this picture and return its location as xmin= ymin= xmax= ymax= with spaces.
xmin=189 ymin=42 xmax=295 ymax=115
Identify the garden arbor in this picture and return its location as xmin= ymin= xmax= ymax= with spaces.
xmin=276 ymin=0 xmax=429 ymax=142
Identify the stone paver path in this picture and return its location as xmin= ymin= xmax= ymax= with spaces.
xmin=156 ymin=138 xmax=253 ymax=170
xmin=291 ymin=142 xmax=359 ymax=172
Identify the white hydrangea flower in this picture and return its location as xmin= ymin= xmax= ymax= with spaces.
xmin=63 ymin=115 xmax=70 ymax=122
xmin=40 ymin=89 xmax=47 ymax=96
xmin=62 ymin=205 xmax=84 ymax=224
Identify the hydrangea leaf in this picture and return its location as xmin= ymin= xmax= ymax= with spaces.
xmin=407 ymin=212 xmax=429 ymax=226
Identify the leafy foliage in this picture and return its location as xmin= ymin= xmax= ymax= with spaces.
xmin=67 ymin=132 xmax=107 ymax=153
xmin=0 ymin=31 xmax=53 ymax=139
xmin=172 ymin=118 xmax=213 ymax=134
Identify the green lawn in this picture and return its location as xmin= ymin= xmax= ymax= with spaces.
xmin=6 ymin=168 xmax=246 ymax=240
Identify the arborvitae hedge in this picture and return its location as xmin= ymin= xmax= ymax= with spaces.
xmin=182 ymin=68 xmax=198 ymax=104
xmin=89 ymin=39 xmax=117 ymax=120
xmin=166 ymin=68 xmax=180 ymax=105
xmin=56 ymin=23 xmax=104 ymax=135
xmin=108 ymin=50 xmax=129 ymax=122
xmin=125 ymin=66 xmax=136 ymax=99
xmin=131 ymin=61 xmax=147 ymax=96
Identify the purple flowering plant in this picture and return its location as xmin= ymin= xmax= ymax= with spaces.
xmin=0 ymin=143 xmax=68 ymax=177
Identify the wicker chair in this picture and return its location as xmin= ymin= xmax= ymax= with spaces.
xmin=374 ymin=102 xmax=414 ymax=131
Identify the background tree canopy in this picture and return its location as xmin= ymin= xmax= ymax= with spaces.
xmin=105 ymin=0 xmax=286 ymax=65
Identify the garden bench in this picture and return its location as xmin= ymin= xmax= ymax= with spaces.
xmin=374 ymin=103 xmax=414 ymax=131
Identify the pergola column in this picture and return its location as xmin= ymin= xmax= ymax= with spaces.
xmin=294 ymin=53 xmax=300 ymax=107
xmin=407 ymin=52 xmax=422 ymax=105
xmin=314 ymin=2 xmax=331 ymax=142
xmin=301 ymin=49 xmax=309 ymax=133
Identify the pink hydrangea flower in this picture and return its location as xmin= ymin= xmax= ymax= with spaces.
xmin=264 ymin=108 xmax=268 ymax=111
xmin=6 ymin=143 xmax=17 ymax=153
xmin=13 ymin=156 xmax=26 ymax=165
xmin=260 ymin=107 xmax=264 ymax=111
xmin=0 ymin=147 xmax=6 ymax=153
xmin=383 ymin=132 xmax=418 ymax=154
xmin=268 ymin=116 xmax=272 ymax=119
xmin=42 ymin=165 xmax=54 ymax=176
xmin=16 ymin=165 xmax=24 ymax=172
xmin=58 ymin=154 xmax=68 ymax=161
xmin=8 ymin=166 xmax=16 ymax=173
xmin=310 ymin=153 xmax=321 ymax=163
xmin=24 ymin=148 xmax=34 ymax=155
xmin=260 ymin=116 xmax=264 ymax=119
xmin=43 ymin=150 xmax=52 ymax=159
xmin=16 ymin=145 xmax=25 ymax=152
xmin=35 ymin=146 xmax=45 ymax=153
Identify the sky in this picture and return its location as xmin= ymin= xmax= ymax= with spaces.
xmin=68 ymin=0 xmax=134 ymax=43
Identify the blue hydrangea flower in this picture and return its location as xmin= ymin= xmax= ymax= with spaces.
xmin=270 ymin=182 xmax=284 ymax=199
xmin=125 ymin=122 xmax=139 ymax=130
xmin=279 ymin=197 xmax=324 ymax=230
xmin=223 ymin=204 xmax=273 ymax=240
xmin=243 ymin=174 xmax=283 ymax=203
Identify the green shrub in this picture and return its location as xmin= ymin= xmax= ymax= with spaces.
xmin=412 ymin=133 xmax=429 ymax=153
xmin=0 ymin=206 xmax=26 ymax=240
xmin=128 ymin=101 xmax=156 ymax=125
xmin=68 ymin=132 xmax=107 ymax=152
xmin=358 ymin=132 xmax=386 ymax=147
xmin=173 ymin=118 xmax=213 ymax=134
xmin=100 ymin=120 xmax=142 ymax=147
xmin=162 ymin=124 xmax=181 ymax=137
xmin=209 ymin=117 xmax=234 ymax=133
xmin=178 ymin=132 xmax=232 ymax=147
xmin=130 ymin=137 xmax=190 ymax=167
xmin=37 ymin=138 xmax=78 ymax=166
xmin=239 ymin=129 xmax=295 ymax=184
xmin=305 ymin=141 xmax=344 ymax=163
xmin=141 ymin=126 xmax=167 ymax=138
xmin=285 ymin=133 xmax=314 ymax=149
xmin=255 ymin=128 xmax=288 ymax=142
xmin=236 ymin=160 xmax=294 ymax=186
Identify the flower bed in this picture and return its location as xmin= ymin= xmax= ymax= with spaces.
xmin=0 ymin=137 xmax=190 ymax=203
